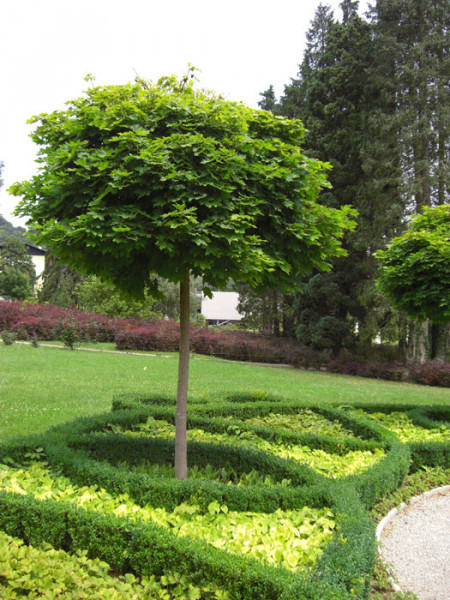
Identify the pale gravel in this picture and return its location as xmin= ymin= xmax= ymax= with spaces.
xmin=379 ymin=487 xmax=450 ymax=600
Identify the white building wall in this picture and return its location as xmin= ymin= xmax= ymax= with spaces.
xmin=31 ymin=255 xmax=45 ymax=280
xmin=201 ymin=291 xmax=243 ymax=323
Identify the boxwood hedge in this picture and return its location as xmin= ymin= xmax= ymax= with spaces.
xmin=0 ymin=391 xmax=448 ymax=599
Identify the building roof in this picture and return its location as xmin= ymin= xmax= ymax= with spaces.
xmin=0 ymin=240 xmax=46 ymax=256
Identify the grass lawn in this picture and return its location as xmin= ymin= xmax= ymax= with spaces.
xmin=1 ymin=342 xmax=448 ymax=441
xmin=1 ymin=342 xmax=448 ymax=600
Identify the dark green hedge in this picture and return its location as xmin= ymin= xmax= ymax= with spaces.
xmin=0 ymin=459 xmax=374 ymax=600
xmin=0 ymin=392 xmax=448 ymax=600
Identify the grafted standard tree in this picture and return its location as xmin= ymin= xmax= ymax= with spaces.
xmin=11 ymin=75 xmax=356 ymax=478
xmin=376 ymin=205 xmax=450 ymax=325
xmin=376 ymin=205 xmax=450 ymax=362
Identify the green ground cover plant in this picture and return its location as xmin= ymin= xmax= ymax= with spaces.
xmin=0 ymin=529 xmax=228 ymax=600
xmin=0 ymin=344 xmax=448 ymax=599
xmin=107 ymin=416 xmax=385 ymax=478
xmin=0 ymin=461 xmax=335 ymax=573
xmin=352 ymin=409 xmax=449 ymax=443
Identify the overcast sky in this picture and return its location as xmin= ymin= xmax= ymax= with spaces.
xmin=1 ymin=0 xmax=368 ymax=227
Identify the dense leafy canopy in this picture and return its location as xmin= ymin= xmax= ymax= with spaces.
xmin=11 ymin=74 xmax=357 ymax=479
xmin=258 ymin=0 xmax=449 ymax=358
xmin=11 ymin=76 xmax=355 ymax=299
xmin=376 ymin=205 xmax=450 ymax=323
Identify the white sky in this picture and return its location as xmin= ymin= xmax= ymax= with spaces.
xmin=0 ymin=0 xmax=368 ymax=227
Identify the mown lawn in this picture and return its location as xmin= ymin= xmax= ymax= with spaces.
xmin=1 ymin=342 xmax=448 ymax=441
xmin=1 ymin=342 xmax=449 ymax=600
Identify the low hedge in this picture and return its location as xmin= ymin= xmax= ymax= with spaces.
xmin=0 ymin=530 xmax=203 ymax=599
xmin=0 ymin=489 xmax=296 ymax=600
xmin=107 ymin=393 xmax=448 ymax=508
xmin=38 ymin=425 xmax=328 ymax=512
xmin=108 ymin=394 xmax=409 ymax=507
xmin=0 ymin=392 xmax=448 ymax=599
xmin=0 ymin=442 xmax=375 ymax=600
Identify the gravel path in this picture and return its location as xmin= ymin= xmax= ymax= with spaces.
xmin=378 ymin=487 xmax=450 ymax=600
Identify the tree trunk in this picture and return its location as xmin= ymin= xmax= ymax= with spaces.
xmin=272 ymin=291 xmax=280 ymax=337
xmin=409 ymin=319 xmax=429 ymax=365
xmin=416 ymin=320 xmax=429 ymax=365
xmin=175 ymin=269 xmax=190 ymax=479
xmin=398 ymin=313 xmax=408 ymax=359
xmin=430 ymin=323 xmax=449 ymax=362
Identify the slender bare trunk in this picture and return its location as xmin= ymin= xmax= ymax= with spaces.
xmin=398 ymin=313 xmax=407 ymax=359
xmin=175 ymin=269 xmax=190 ymax=479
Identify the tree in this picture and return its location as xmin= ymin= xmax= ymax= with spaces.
xmin=0 ymin=216 xmax=28 ymax=243
xmin=275 ymin=1 xmax=401 ymax=351
xmin=376 ymin=205 xmax=450 ymax=360
xmin=369 ymin=0 xmax=450 ymax=213
xmin=11 ymin=74 xmax=356 ymax=478
xmin=367 ymin=0 xmax=450 ymax=362
xmin=37 ymin=253 xmax=85 ymax=307
xmin=236 ymin=283 xmax=296 ymax=337
xmin=0 ymin=236 xmax=36 ymax=300
xmin=294 ymin=272 xmax=357 ymax=355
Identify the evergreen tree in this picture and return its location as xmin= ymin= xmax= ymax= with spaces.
xmin=370 ymin=0 xmax=450 ymax=212
xmin=258 ymin=85 xmax=280 ymax=114
xmin=280 ymin=4 xmax=335 ymax=120
xmin=257 ymin=0 xmax=449 ymax=357
xmin=294 ymin=272 xmax=357 ymax=355
xmin=278 ymin=1 xmax=387 ymax=350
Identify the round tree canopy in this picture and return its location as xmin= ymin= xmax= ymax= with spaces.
xmin=11 ymin=75 xmax=356 ymax=297
xmin=376 ymin=204 xmax=450 ymax=323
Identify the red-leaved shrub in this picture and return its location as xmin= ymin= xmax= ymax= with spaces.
xmin=409 ymin=361 xmax=450 ymax=387
xmin=2 ymin=300 xmax=447 ymax=386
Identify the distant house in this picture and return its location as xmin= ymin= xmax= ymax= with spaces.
xmin=25 ymin=242 xmax=46 ymax=285
xmin=0 ymin=240 xmax=46 ymax=289
xmin=201 ymin=291 xmax=243 ymax=326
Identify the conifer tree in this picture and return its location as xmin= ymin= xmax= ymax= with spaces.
xmin=370 ymin=0 xmax=450 ymax=361
xmin=370 ymin=0 xmax=449 ymax=212
xmin=279 ymin=1 xmax=386 ymax=350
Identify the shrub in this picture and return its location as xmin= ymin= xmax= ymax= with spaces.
xmin=327 ymin=360 xmax=405 ymax=381
xmin=1 ymin=330 xmax=17 ymax=345
xmin=2 ymin=300 xmax=447 ymax=387
xmin=56 ymin=321 xmax=79 ymax=350
xmin=10 ymin=316 xmax=59 ymax=340
xmin=409 ymin=361 xmax=450 ymax=387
